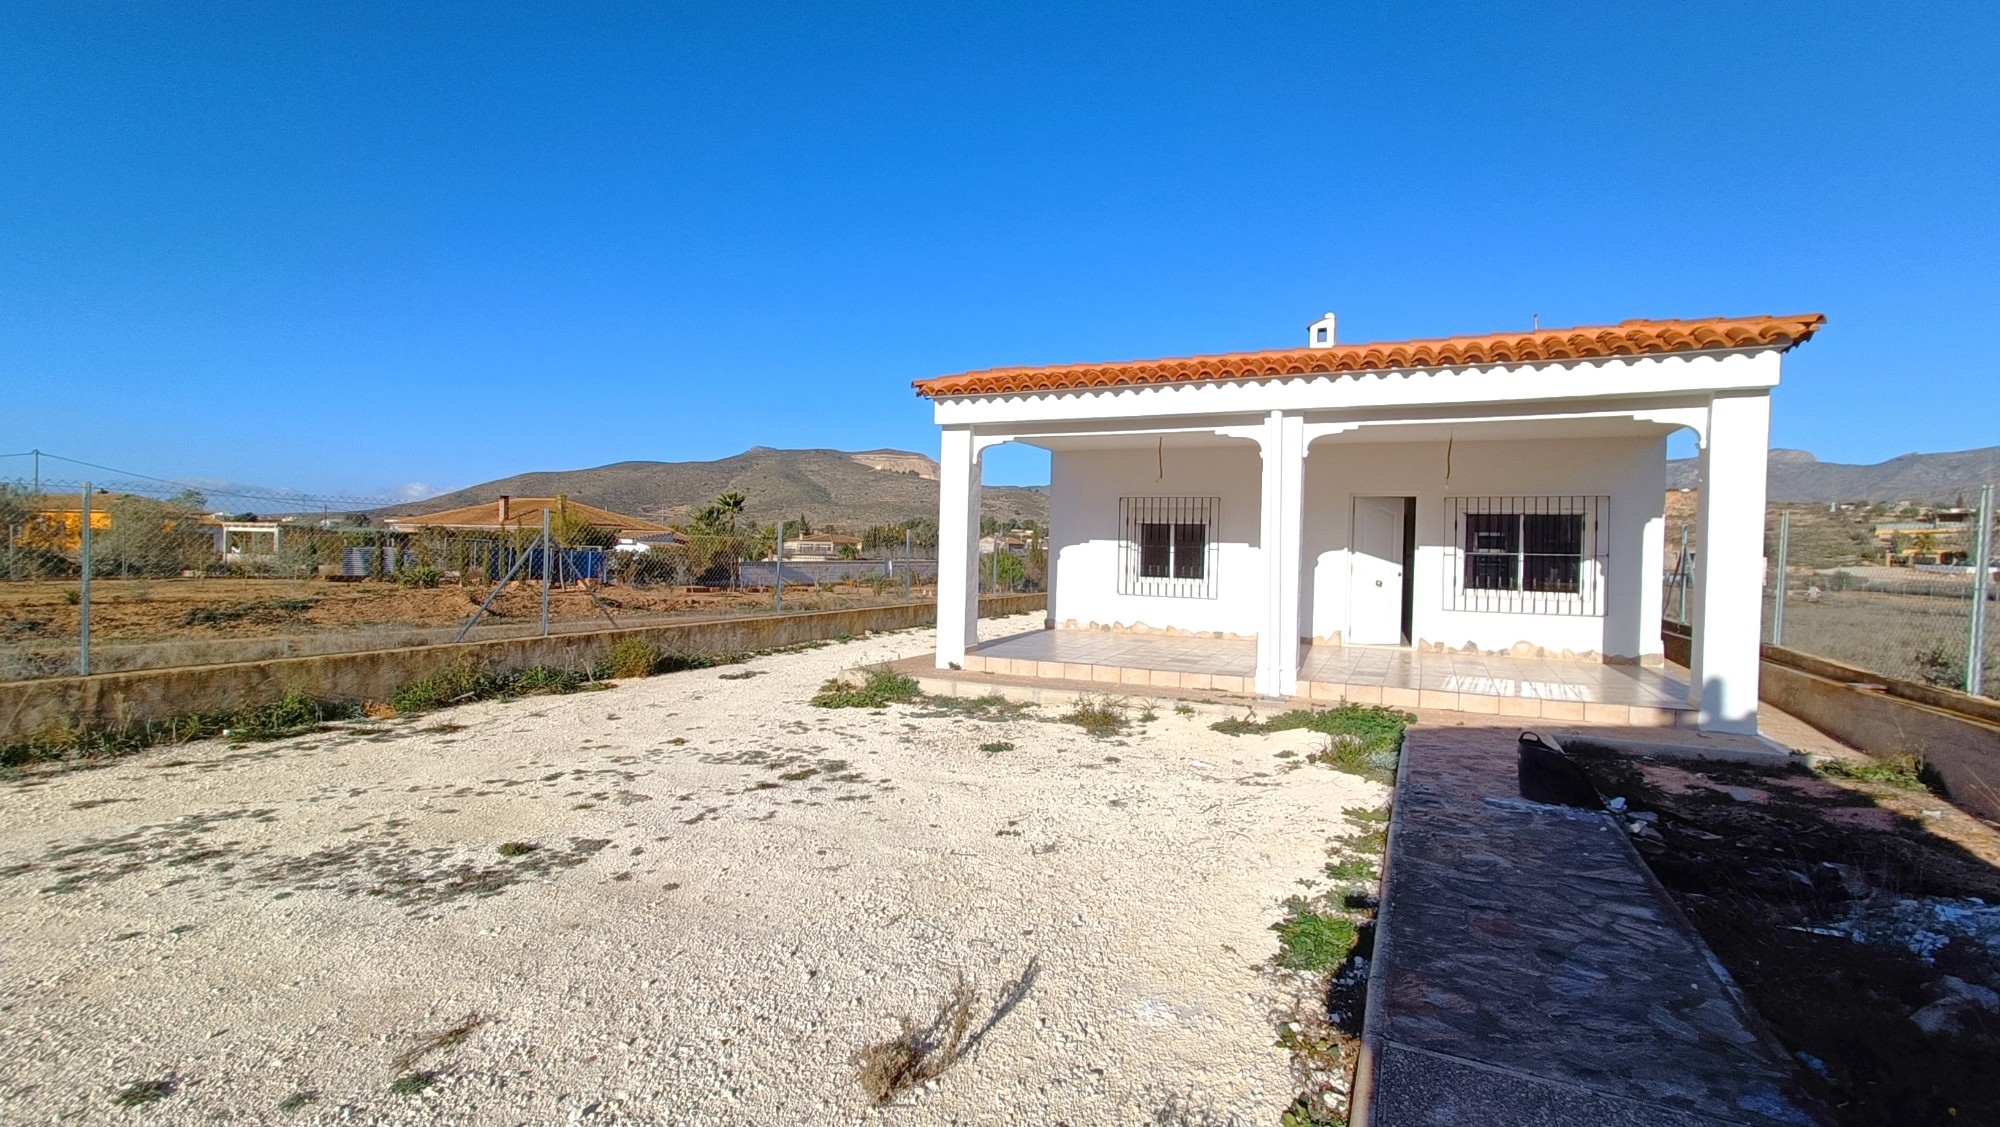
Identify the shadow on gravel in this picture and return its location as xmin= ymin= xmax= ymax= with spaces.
xmin=0 ymin=808 xmax=613 ymax=912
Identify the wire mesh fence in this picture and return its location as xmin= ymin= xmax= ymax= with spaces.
xmin=0 ymin=472 xmax=1055 ymax=683
xmin=1667 ymin=486 xmax=1998 ymax=699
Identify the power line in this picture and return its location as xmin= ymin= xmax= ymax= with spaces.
xmin=0 ymin=449 xmax=400 ymax=509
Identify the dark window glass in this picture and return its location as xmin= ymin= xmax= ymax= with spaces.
xmin=1138 ymin=522 xmax=1171 ymax=578
xmin=1466 ymin=512 xmax=1518 ymax=553
xmin=1467 ymin=552 xmax=1518 ymax=590
xmin=1171 ymin=523 xmax=1206 ymax=579
xmin=1522 ymin=514 xmax=1584 ymax=592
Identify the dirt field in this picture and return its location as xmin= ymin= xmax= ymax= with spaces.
xmin=0 ymin=577 xmax=936 ymax=679
xmin=1570 ymin=747 xmax=2000 ymax=1125
xmin=0 ymin=614 xmax=1381 ymax=1125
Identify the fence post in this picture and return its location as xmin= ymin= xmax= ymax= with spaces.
xmin=903 ymin=529 xmax=912 ymax=603
xmin=540 ymin=508 xmax=552 ymax=637
xmin=774 ymin=521 xmax=785 ymax=613
xmin=1969 ymin=483 xmax=1994 ymax=697
xmin=79 ymin=481 xmax=92 ymax=676
xmin=1676 ymin=526 xmax=1691 ymax=624
xmin=1771 ymin=509 xmax=1790 ymax=645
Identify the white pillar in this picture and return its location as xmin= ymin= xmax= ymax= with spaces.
xmin=1692 ymin=393 xmax=1770 ymax=733
xmin=936 ymin=427 xmax=982 ymax=669
xmin=1256 ymin=411 xmax=1306 ymax=697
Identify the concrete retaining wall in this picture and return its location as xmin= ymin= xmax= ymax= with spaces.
xmin=1664 ymin=622 xmax=2000 ymax=822
xmin=0 ymin=594 xmax=1046 ymax=742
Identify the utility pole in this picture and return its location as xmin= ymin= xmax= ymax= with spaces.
xmin=79 ymin=482 xmax=92 ymax=676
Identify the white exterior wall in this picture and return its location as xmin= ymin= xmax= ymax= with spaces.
xmin=1302 ymin=436 xmax=1666 ymax=661
xmin=1048 ymin=445 xmax=1265 ymax=636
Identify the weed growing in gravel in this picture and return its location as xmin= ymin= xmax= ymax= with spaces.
xmin=495 ymin=842 xmax=536 ymax=856
xmin=911 ymin=693 xmax=1034 ymax=721
xmin=1211 ymin=703 xmax=1410 ymax=783
xmin=1272 ymin=898 xmax=1359 ymax=972
xmin=113 ymin=1078 xmax=177 ymax=1107
xmin=1061 ymin=695 xmax=1128 ymax=737
xmin=391 ymin=1012 xmax=485 ymax=1072
xmin=1174 ymin=703 xmax=1196 ymax=716
xmin=980 ymin=741 xmax=1015 ymax=755
xmin=1814 ymin=751 xmax=1939 ymax=793
xmin=388 ymin=1071 xmax=439 ymax=1096
xmin=717 ymin=669 xmax=765 ymax=680
xmin=1 ymin=692 xmax=357 ymax=774
xmin=854 ymin=976 xmax=977 ymax=1103
xmin=811 ymin=668 xmax=921 ymax=708
xmin=390 ymin=663 xmax=589 ymax=715
xmin=1323 ymin=856 xmax=1378 ymax=882
xmin=599 ymin=637 xmax=662 ymax=679
xmin=275 ymin=1090 xmax=318 ymax=1112
xmin=852 ymin=959 xmax=1041 ymax=1104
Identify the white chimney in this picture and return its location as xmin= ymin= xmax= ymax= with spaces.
xmin=497 ymin=495 xmax=511 ymax=522
xmin=1307 ymin=312 xmax=1338 ymax=349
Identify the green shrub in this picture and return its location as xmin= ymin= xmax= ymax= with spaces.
xmin=390 ymin=663 xmax=585 ymax=715
xmin=1271 ymin=898 xmax=1359 ymax=972
xmin=397 ymin=564 xmax=442 ymax=589
xmin=598 ymin=637 xmax=661 ymax=679
xmin=1061 ymin=695 xmax=1127 ymax=737
xmin=811 ymin=668 xmax=922 ymax=708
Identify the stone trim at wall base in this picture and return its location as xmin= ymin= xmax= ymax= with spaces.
xmin=1055 ymin=619 xmax=1255 ymax=641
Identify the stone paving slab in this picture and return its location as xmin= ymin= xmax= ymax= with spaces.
xmin=1359 ymin=726 xmax=1824 ymax=1127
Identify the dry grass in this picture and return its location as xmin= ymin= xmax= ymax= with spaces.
xmin=852 ymin=977 xmax=979 ymax=1104
xmin=390 ymin=1011 xmax=485 ymax=1073
xmin=851 ymin=959 xmax=1040 ymax=1105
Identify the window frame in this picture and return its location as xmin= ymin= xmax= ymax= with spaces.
xmin=1445 ymin=496 xmax=1607 ymax=617
xmin=1119 ymin=497 xmax=1219 ymax=599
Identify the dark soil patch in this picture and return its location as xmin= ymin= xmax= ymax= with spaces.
xmin=1569 ymin=748 xmax=2000 ymax=1126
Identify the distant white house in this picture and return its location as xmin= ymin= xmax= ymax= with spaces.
xmin=785 ymin=532 xmax=863 ymax=560
xmin=913 ymin=313 xmax=1826 ymax=735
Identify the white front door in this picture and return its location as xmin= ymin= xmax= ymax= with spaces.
xmin=1350 ymin=496 xmax=1407 ymax=645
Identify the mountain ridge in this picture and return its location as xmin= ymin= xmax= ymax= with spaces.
xmin=1667 ymin=444 xmax=2000 ymax=501
xmin=375 ymin=447 xmax=1047 ymax=529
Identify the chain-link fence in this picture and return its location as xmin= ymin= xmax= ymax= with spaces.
xmin=0 ymin=473 xmax=1058 ymax=682
xmin=1667 ymin=486 xmax=1998 ymax=699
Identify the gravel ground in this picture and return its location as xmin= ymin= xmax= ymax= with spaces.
xmin=0 ymin=614 xmax=1382 ymax=1126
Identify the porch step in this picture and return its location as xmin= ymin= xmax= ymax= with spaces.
xmin=1300 ymin=679 xmax=1696 ymax=729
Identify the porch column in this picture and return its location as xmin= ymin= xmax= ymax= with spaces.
xmin=1691 ymin=393 xmax=1770 ymax=733
xmin=1256 ymin=411 xmax=1306 ymax=697
xmin=935 ymin=426 xmax=982 ymax=669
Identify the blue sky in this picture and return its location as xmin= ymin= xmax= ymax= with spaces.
xmin=2 ymin=2 xmax=1994 ymax=497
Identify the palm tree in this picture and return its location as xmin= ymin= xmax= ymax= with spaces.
xmin=715 ymin=491 xmax=746 ymax=534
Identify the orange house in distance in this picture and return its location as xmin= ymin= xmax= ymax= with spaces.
xmin=10 ymin=493 xmax=119 ymax=552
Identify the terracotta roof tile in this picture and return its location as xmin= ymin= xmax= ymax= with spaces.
xmin=911 ymin=314 xmax=1825 ymax=398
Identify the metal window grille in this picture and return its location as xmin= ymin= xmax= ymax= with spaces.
xmin=1445 ymin=496 xmax=1607 ymax=616
xmin=1119 ymin=496 xmax=1219 ymax=598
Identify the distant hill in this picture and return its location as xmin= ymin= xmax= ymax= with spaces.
xmin=376 ymin=447 xmax=1049 ymax=530
xmin=1668 ymin=445 xmax=2000 ymax=502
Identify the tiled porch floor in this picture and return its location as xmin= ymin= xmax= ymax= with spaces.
xmin=964 ymin=629 xmax=1694 ymax=726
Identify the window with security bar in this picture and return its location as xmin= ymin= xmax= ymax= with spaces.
xmin=1446 ymin=496 xmax=1607 ymax=616
xmin=1119 ymin=497 xmax=1218 ymax=598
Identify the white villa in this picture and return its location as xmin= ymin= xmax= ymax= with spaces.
xmin=915 ymin=313 xmax=1825 ymax=735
